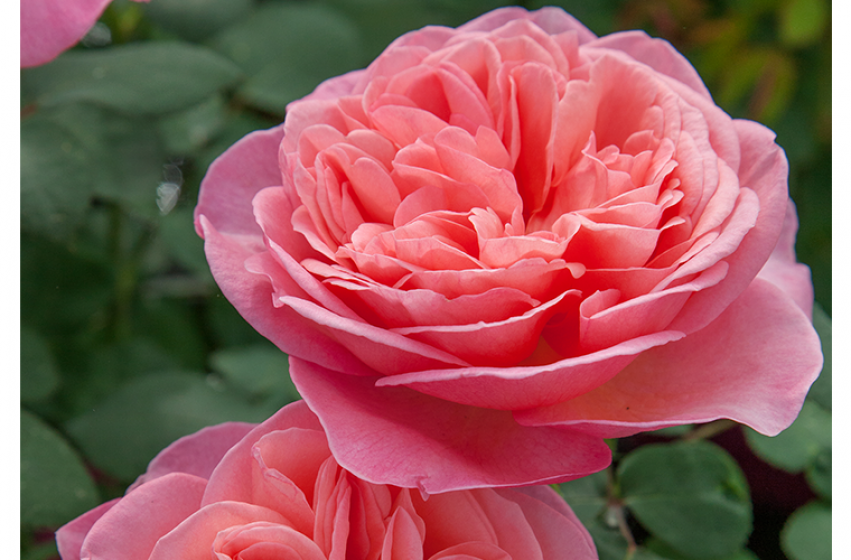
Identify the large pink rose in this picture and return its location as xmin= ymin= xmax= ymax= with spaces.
xmin=56 ymin=401 xmax=598 ymax=560
xmin=20 ymin=0 xmax=149 ymax=67
xmin=195 ymin=7 xmax=823 ymax=493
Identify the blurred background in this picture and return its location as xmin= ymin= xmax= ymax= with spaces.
xmin=20 ymin=1 xmax=831 ymax=559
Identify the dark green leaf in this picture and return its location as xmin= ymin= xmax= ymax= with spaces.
xmin=557 ymin=469 xmax=609 ymax=524
xmin=744 ymin=400 xmax=831 ymax=473
xmin=21 ymin=328 xmax=60 ymax=404
xmin=65 ymin=372 xmax=268 ymax=481
xmin=20 ymin=233 xmax=113 ymax=335
xmin=21 ymin=409 xmax=99 ymax=527
xmin=210 ymin=343 xmax=299 ymax=402
xmin=619 ymin=441 xmax=752 ymax=560
xmin=781 ymin=502 xmax=831 ymax=560
xmin=22 ymin=42 xmax=243 ymax=115
xmin=644 ymin=537 xmax=759 ymax=560
xmin=211 ymin=3 xmax=363 ymax=114
xmin=805 ymin=448 xmax=831 ymax=498
xmin=158 ymin=94 xmax=229 ymax=156
xmin=21 ymin=108 xmax=103 ymax=240
xmin=157 ymin=206 xmax=214 ymax=280
xmin=143 ymin=0 xmax=254 ymax=41
xmin=807 ymin=304 xmax=831 ymax=410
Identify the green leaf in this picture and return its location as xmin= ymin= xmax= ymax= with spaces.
xmin=779 ymin=0 xmax=828 ymax=47
xmin=644 ymin=537 xmax=759 ymax=560
xmin=744 ymin=400 xmax=831 ymax=473
xmin=158 ymin=94 xmax=229 ymax=156
xmin=805 ymin=448 xmax=831 ymax=498
xmin=21 ymin=409 xmax=99 ymax=528
xmin=157 ymin=206 xmax=214 ymax=280
xmin=143 ymin=0 xmax=254 ymax=41
xmin=20 ymin=232 xmax=113 ymax=335
xmin=22 ymin=102 xmax=166 ymax=230
xmin=618 ymin=441 xmax=752 ymax=560
xmin=210 ymin=343 xmax=300 ymax=403
xmin=781 ymin=502 xmax=831 ymax=560
xmin=211 ymin=3 xmax=364 ymax=114
xmin=22 ymin=42 xmax=243 ymax=115
xmin=20 ymin=328 xmax=60 ymax=404
xmin=21 ymin=108 xmax=102 ymax=240
xmin=807 ymin=303 xmax=831 ymax=410
xmin=65 ymin=372 xmax=268 ymax=481
xmin=557 ymin=469 xmax=609 ymax=524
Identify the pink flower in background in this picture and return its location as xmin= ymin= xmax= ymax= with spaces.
xmin=56 ymin=401 xmax=598 ymax=560
xmin=20 ymin=0 xmax=149 ymax=67
xmin=195 ymin=7 xmax=823 ymax=493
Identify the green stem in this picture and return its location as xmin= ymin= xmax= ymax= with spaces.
xmin=682 ymin=419 xmax=737 ymax=441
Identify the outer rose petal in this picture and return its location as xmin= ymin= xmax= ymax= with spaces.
xmin=56 ymin=499 xmax=119 ymax=560
xmin=128 ymin=422 xmax=254 ymax=491
xmin=516 ymin=278 xmax=823 ymax=437
xmin=290 ymin=358 xmax=611 ymax=494
xmin=756 ymin=200 xmax=814 ymax=318
xmin=21 ymin=0 xmax=149 ymax=67
xmin=80 ymin=473 xmax=207 ymax=560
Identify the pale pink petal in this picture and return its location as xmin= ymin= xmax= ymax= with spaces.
xmin=586 ymin=31 xmax=711 ymax=100
xmin=290 ymin=358 xmax=611 ymax=493
xmin=517 ymin=278 xmax=823 ymax=437
xmin=756 ymin=199 xmax=814 ymax=318
xmin=81 ymin=473 xmax=206 ymax=560
xmin=666 ymin=120 xmax=789 ymax=333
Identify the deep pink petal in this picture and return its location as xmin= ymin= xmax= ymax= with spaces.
xmin=290 ymin=358 xmax=611 ymax=493
xmin=21 ymin=0 xmax=148 ymax=67
xmin=517 ymin=278 xmax=823 ymax=437
xmin=195 ymin=126 xmax=285 ymax=238
xmin=198 ymin=216 xmax=374 ymax=376
xmin=376 ymin=330 xmax=684 ymax=410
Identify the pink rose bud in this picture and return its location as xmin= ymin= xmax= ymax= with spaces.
xmin=56 ymin=401 xmax=598 ymax=560
xmin=195 ymin=7 xmax=823 ymax=493
xmin=21 ymin=0 xmax=150 ymax=67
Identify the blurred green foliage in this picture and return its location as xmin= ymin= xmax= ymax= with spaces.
xmin=20 ymin=1 xmax=830 ymax=559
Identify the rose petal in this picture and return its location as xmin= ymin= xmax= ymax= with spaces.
xmin=128 ymin=422 xmax=254 ymax=491
xmin=56 ymin=499 xmax=119 ymax=560
xmin=756 ymin=199 xmax=814 ymax=317
xmin=290 ymin=358 xmax=611 ymax=493
xmin=81 ymin=473 xmax=206 ymax=560
xmin=516 ymin=278 xmax=823 ymax=437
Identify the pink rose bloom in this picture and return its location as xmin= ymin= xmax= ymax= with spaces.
xmin=20 ymin=0 xmax=149 ymax=67
xmin=56 ymin=401 xmax=598 ymax=560
xmin=195 ymin=7 xmax=823 ymax=493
